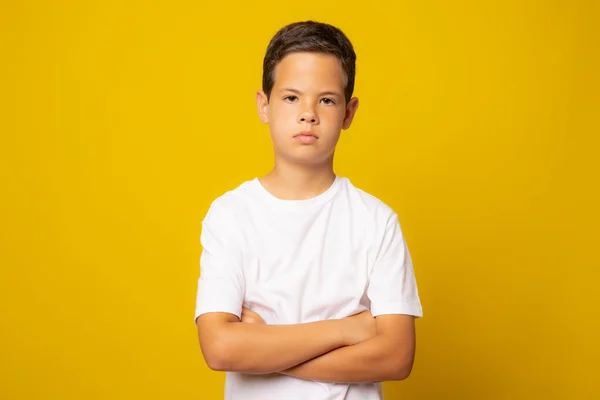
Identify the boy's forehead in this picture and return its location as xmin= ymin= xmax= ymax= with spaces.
xmin=272 ymin=52 xmax=347 ymax=91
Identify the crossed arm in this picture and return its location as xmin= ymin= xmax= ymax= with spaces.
xmin=195 ymin=309 xmax=416 ymax=383
xmin=278 ymin=313 xmax=416 ymax=383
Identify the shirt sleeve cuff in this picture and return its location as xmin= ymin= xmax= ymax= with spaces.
xmin=370 ymin=300 xmax=423 ymax=318
xmin=194 ymin=279 xmax=243 ymax=323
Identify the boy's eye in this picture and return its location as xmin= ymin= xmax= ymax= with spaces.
xmin=284 ymin=95 xmax=298 ymax=102
xmin=321 ymin=98 xmax=335 ymax=105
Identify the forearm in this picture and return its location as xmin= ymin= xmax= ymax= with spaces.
xmin=281 ymin=334 xmax=411 ymax=383
xmin=201 ymin=318 xmax=346 ymax=374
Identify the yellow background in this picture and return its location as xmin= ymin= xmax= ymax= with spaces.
xmin=1 ymin=1 xmax=598 ymax=399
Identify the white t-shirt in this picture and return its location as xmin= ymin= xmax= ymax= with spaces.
xmin=194 ymin=175 xmax=423 ymax=400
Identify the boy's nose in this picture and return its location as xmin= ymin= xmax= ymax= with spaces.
xmin=298 ymin=111 xmax=319 ymax=124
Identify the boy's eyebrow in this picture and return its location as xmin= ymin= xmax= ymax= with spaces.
xmin=280 ymin=88 xmax=342 ymax=97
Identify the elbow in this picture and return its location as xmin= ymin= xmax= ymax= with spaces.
xmin=206 ymin=359 xmax=230 ymax=372
xmin=204 ymin=353 xmax=228 ymax=372
xmin=392 ymin=363 xmax=413 ymax=381
xmin=202 ymin=338 xmax=233 ymax=371
xmin=387 ymin=355 xmax=415 ymax=381
xmin=197 ymin=315 xmax=239 ymax=372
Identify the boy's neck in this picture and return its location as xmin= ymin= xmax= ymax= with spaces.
xmin=259 ymin=160 xmax=336 ymax=201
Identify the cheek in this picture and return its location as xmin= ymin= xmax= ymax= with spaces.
xmin=269 ymin=106 xmax=294 ymax=126
xmin=322 ymin=108 xmax=346 ymax=126
xmin=267 ymin=110 xmax=292 ymax=140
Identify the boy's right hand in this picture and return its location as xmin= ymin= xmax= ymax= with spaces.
xmin=343 ymin=310 xmax=377 ymax=346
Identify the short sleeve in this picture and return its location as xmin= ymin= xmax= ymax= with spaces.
xmin=194 ymin=200 xmax=245 ymax=324
xmin=367 ymin=213 xmax=423 ymax=318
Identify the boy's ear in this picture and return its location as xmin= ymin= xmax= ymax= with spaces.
xmin=342 ymin=97 xmax=359 ymax=130
xmin=256 ymin=90 xmax=269 ymax=124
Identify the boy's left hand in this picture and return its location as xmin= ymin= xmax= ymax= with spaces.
xmin=241 ymin=307 xmax=265 ymax=324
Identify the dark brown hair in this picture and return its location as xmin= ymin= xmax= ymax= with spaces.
xmin=262 ymin=21 xmax=356 ymax=104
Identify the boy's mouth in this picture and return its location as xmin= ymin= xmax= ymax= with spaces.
xmin=294 ymin=131 xmax=318 ymax=138
xmin=294 ymin=131 xmax=318 ymax=144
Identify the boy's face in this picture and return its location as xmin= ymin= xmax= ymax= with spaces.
xmin=256 ymin=52 xmax=359 ymax=166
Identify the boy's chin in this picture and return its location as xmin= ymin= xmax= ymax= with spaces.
xmin=276 ymin=149 xmax=335 ymax=166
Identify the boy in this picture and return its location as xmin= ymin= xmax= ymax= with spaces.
xmin=194 ymin=21 xmax=422 ymax=399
